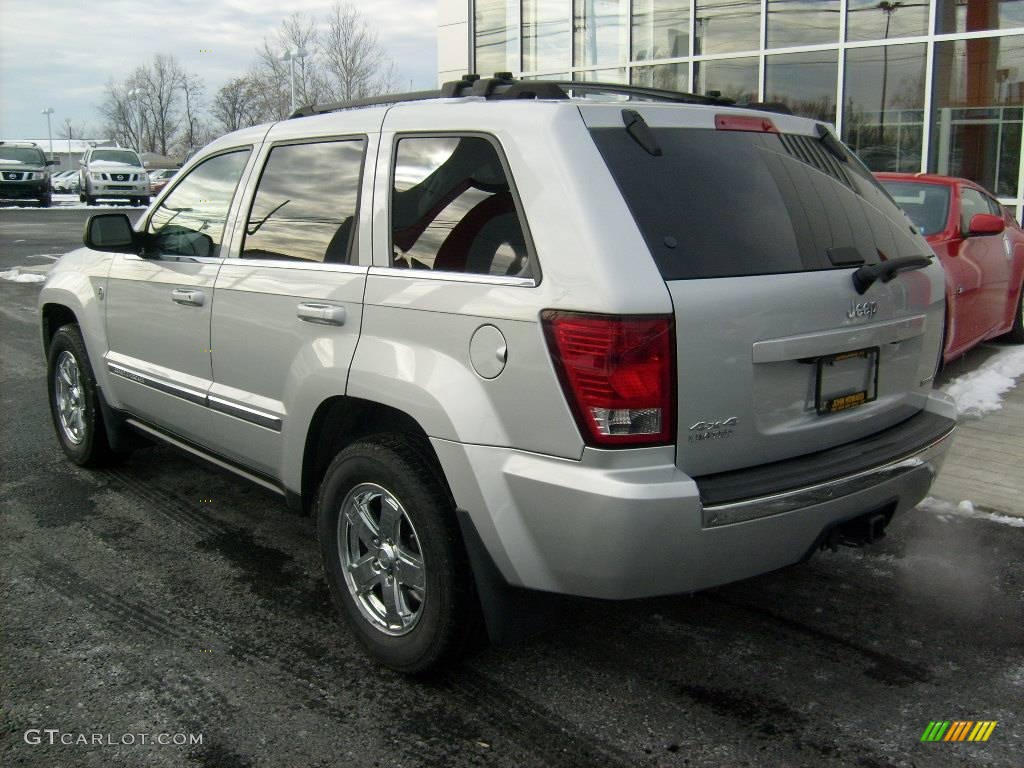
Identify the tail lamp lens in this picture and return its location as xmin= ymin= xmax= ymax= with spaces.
xmin=542 ymin=311 xmax=675 ymax=447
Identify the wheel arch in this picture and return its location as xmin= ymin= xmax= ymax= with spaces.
xmin=296 ymin=396 xmax=450 ymax=516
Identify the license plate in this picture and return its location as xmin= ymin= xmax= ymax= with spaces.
xmin=815 ymin=347 xmax=879 ymax=415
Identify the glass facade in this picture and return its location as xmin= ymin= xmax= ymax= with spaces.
xmin=471 ymin=0 xmax=1024 ymax=214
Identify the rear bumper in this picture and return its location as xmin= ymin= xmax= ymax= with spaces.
xmin=434 ymin=392 xmax=956 ymax=600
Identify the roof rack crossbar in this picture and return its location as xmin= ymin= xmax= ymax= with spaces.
xmin=551 ymin=81 xmax=732 ymax=106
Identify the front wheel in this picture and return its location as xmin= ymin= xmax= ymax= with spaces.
xmin=85 ymin=194 xmax=96 ymax=206
xmin=38 ymin=195 xmax=52 ymax=208
xmin=1003 ymin=282 xmax=1024 ymax=343
xmin=47 ymin=325 xmax=120 ymax=466
xmin=316 ymin=435 xmax=478 ymax=673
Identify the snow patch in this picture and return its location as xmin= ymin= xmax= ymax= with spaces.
xmin=918 ymin=496 xmax=1024 ymax=527
xmin=0 ymin=268 xmax=46 ymax=284
xmin=941 ymin=347 xmax=1024 ymax=418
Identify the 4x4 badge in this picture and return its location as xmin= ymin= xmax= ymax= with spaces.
xmin=689 ymin=417 xmax=738 ymax=431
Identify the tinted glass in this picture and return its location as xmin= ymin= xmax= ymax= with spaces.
xmin=931 ymin=36 xmax=1024 ymax=197
xmin=0 ymin=147 xmax=46 ymax=164
xmin=879 ymin=181 xmax=951 ymax=236
xmin=847 ymin=0 xmax=927 ymax=41
xmin=391 ymin=137 xmax=532 ymax=278
xmin=574 ymin=0 xmax=629 ymax=67
xmin=524 ymin=0 xmax=571 ymax=72
xmin=843 ymin=44 xmax=926 ymax=173
xmin=242 ymin=140 xmax=365 ymax=263
xmin=590 ymin=126 xmax=924 ymax=280
xmin=695 ymin=1 xmax=760 ymax=55
xmin=147 ymin=150 xmax=250 ymax=258
xmin=694 ymin=56 xmax=758 ymax=101
xmin=764 ymin=50 xmax=838 ymax=123
xmin=631 ymin=0 xmax=689 ymax=61
xmin=475 ymin=0 xmax=518 ymax=75
xmin=936 ymin=0 xmax=1024 ymax=34
xmin=767 ymin=0 xmax=840 ymax=48
xmin=632 ymin=62 xmax=689 ymax=91
xmin=91 ymin=150 xmax=142 ymax=165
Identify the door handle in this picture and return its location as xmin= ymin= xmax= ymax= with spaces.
xmin=297 ymin=302 xmax=346 ymax=326
xmin=171 ymin=288 xmax=205 ymax=307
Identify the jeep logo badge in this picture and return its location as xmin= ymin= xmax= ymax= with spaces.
xmin=847 ymin=301 xmax=878 ymax=320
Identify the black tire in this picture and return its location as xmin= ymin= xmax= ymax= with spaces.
xmin=1003 ymin=283 xmax=1024 ymax=343
xmin=46 ymin=324 xmax=120 ymax=466
xmin=316 ymin=434 xmax=478 ymax=673
xmin=141 ymin=196 xmax=151 ymax=206
xmin=78 ymin=193 xmax=85 ymax=203
xmin=38 ymin=195 xmax=52 ymax=208
xmin=85 ymin=195 xmax=96 ymax=206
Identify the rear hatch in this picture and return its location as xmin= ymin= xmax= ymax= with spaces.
xmin=582 ymin=104 xmax=945 ymax=477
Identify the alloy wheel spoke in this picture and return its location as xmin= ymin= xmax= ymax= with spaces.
xmin=348 ymin=554 xmax=379 ymax=595
xmin=377 ymin=497 xmax=402 ymax=542
xmin=378 ymin=575 xmax=404 ymax=626
xmin=59 ymin=364 xmax=74 ymax=387
xmin=395 ymin=547 xmax=425 ymax=593
xmin=348 ymin=496 xmax=380 ymax=548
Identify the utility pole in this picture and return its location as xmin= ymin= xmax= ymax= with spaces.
xmin=281 ymin=48 xmax=309 ymax=114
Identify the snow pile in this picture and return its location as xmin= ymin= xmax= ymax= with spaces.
xmin=941 ymin=347 xmax=1024 ymax=418
xmin=918 ymin=496 xmax=1024 ymax=527
xmin=0 ymin=268 xmax=46 ymax=284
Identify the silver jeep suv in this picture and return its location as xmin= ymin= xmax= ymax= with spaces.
xmin=40 ymin=76 xmax=956 ymax=672
xmin=79 ymin=147 xmax=151 ymax=206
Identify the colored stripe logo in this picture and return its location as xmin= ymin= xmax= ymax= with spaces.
xmin=920 ymin=721 xmax=997 ymax=742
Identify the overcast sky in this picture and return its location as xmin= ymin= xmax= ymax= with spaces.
xmin=0 ymin=0 xmax=438 ymax=140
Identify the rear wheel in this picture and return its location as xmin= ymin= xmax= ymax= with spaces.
xmin=316 ymin=435 xmax=477 ymax=673
xmin=1003 ymin=282 xmax=1024 ymax=343
xmin=38 ymin=194 xmax=52 ymax=208
xmin=47 ymin=325 xmax=121 ymax=466
xmin=85 ymin=194 xmax=96 ymax=206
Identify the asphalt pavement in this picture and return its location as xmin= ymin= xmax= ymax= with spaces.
xmin=2 ymin=211 xmax=1022 ymax=767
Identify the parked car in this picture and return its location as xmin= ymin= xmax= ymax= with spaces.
xmin=40 ymin=76 xmax=957 ymax=672
xmin=146 ymin=168 xmax=177 ymax=195
xmin=877 ymin=173 xmax=1024 ymax=361
xmin=52 ymin=170 xmax=80 ymax=194
xmin=78 ymin=147 xmax=151 ymax=206
xmin=0 ymin=140 xmax=58 ymax=206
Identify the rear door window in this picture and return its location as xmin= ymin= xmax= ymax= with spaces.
xmin=590 ymin=126 xmax=925 ymax=279
xmin=390 ymin=136 xmax=534 ymax=279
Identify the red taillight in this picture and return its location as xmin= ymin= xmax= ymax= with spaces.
xmin=715 ymin=114 xmax=778 ymax=133
xmin=542 ymin=311 xmax=675 ymax=447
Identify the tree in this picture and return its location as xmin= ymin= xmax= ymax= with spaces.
xmin=212 ymin=76 xmax=262 ymax=133
xmin=322 ymin=2 xmax=397 ymax=101
xmin=249 ymin=12 xmax=329 ymax=120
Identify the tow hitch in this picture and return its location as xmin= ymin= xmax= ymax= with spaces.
xmin=822 ymin=509 xmax=892 ymax=551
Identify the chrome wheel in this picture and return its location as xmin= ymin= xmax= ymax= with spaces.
xmin=54 ymin=351 xmax=86 ymax=445
xmin=338 ymin=482 xmax=426 ymax=636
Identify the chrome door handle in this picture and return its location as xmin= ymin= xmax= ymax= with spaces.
xmin=297 ymin=302 xmax=346 ymax=326
xmin=171 ymin=288 xmax=205 ymax=306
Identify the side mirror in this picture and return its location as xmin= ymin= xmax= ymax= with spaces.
xmin=84 ymin=213 xmax=137 ymax=251
xmin=968 ymin=213 xmax=1005 ymax=236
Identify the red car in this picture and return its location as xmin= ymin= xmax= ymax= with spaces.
xmin=876 ymin=173 xmax=1024 ymax=363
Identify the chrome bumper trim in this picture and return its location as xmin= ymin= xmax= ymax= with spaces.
xmin=701 ymin=426 xmax=956 ymax=528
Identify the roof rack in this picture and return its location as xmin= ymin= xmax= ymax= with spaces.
xmin=289 ymin=73 xmax=739 ymax=119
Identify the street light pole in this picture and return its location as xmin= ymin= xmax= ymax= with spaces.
xmin=280 ymin=48 xmax=309 ymax=114
xmin=41 ymin=107 xmax=55 ymax=156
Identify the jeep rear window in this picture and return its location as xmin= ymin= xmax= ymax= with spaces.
xmin=589 ymin=127 xmax=924 ymax=280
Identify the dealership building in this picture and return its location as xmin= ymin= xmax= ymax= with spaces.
xmin=438 ymin=0 xmax=1024 ymax=215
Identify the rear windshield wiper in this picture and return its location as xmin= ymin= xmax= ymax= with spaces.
xmin=622 ymin=109 xmax=662 ymax=157
xmin=852 ymin=254 xmax=932 ymax=294
xmin=816 ymin=124 xmax=848 ymax=163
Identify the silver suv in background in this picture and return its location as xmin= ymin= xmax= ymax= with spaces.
xmin=79 ymin=147 xmax=150 ymax=206
xmin=39 ymin=76 xmax=956 ymax=672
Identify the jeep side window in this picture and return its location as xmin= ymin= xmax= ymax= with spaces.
xmin=391 ymin=136 xmax=532 ymax=278
xmin=147 ymin=149 xmax=251 ymax=258
xmin=241 ymin=139 xmax=365 ymax=263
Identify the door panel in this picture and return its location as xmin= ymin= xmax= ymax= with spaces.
xmin=102 ymin=147 xmax=254 ymax=444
